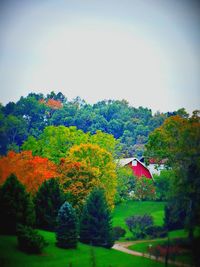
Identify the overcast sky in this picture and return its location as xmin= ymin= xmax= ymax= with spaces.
xmin=0 ymin=0 xmax=199 ymax=113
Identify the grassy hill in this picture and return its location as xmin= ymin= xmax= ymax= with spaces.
xmin=112 ymin=201 xmax=165 ymax=238
xmin=0 ymin=230 xmax=177 ymax=267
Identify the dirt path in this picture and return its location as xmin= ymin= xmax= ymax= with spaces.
xmin=112 ymin=242 xmax=193 ymax=267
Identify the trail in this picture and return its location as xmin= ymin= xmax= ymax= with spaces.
xmin=112 ymin=241 xmax=193 ymax=267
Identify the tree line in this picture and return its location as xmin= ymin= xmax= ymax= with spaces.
xmin=0 ymin=91 xmax=187 ymax=157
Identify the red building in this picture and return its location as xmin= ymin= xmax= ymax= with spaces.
xmin=117 ymin=158 xmax=153 ymax=179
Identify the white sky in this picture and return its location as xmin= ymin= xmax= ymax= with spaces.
xmin=0 ymin=0 xmax=199 ymax=113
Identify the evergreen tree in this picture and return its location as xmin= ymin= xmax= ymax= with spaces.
xmin=35 ymin=178 xmax=65 ymax=231
xmin=80 ymin=188 xmax=114 ymax=248
xmin=56 ymin=201 xmax=78 ymax=248
xmin=0 ymin=173 xmax=35 ymax=234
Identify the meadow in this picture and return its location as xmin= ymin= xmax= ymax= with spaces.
xmin=0 ymin=201 xmax=178 ymax=267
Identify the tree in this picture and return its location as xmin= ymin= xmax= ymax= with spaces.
xmin=145 ymin=113 xmax=200 ymax=240
xmin=0 ymin=151 xmax=58 ymax=194
xmin=154 ymin=170 xmax=174 ymax=201
xmin=0 ymin=174 xmax=35 ymax=234
xmin=130 ymin=177 xmax=156 ymax=201
xmin=58 ymin=159 xmax=100 ymax=210
xmin=68 ymin=143 xmax=117 ymax=209
xmin=115 ymin=166 xmax=135 ymax=203
xmin=34 ymin=179 xmax=65 ymax=231
xmin=80 ymin=188 xmax=114 ymax=248
xmin=56 ymin=202 xmax=78 ymax=249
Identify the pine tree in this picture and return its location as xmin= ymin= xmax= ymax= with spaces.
xmin=0 ymin=173 xmax=35 ymax=234
xmin=35 ymin=178 xmax=65 ymax=231
xmin=80 ymin=188 xmax=114 ymax=248
xmin=56 ymin=201 xmax=78 ymax=248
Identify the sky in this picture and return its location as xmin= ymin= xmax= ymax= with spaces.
xmin=0 ymin=0 xmax=199 ymax=114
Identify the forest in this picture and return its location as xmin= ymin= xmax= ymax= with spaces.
xmin=0 ymin=91 xmax=188 ymax=157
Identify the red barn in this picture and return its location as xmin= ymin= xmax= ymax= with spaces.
xmin=117 ymin=158 xmax=153 ymax=179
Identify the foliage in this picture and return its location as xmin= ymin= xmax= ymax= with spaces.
xmin=58 ymin=159 xmax=100 ymax=210
xmin=154 ymin=170 xmax=174 ymax=201
xmin=125 ymin=214 xmax=154 ymax=239
xmin=0 ymin=151 xmax=58 ymax=193
xmin=17 ymin=224 xmax=47 ymax=254
xmin=164 ymin=200 xmax=186 ymax=231
xmin=0 ymin=174 xmax=35 ymax=234
xmin=34 ymin=179 xmax=65 ymax=231
xmin=112 ymin=226 xmax=126 ymax=241
xmin=145 ymin=113 xmax=200 ymax=238
xmin=115 ymin=166 xmax=135 ymax=203
xmin=80 ymin=188 xmax=114 ymax=248
xmin=1 ymin=91 xmax=174 ymax=157
xmin=130 ymin=177 xmax=156 ymax=201
xmin=68 ymin=143 xmax=117 ymax=209
xmin=145 ymin=226 xmax=167 ymax=238
xmin=56 ymin=202 xmax=78 ymax=249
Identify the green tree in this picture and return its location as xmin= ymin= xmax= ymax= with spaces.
xmin=154 ymin=170 xmax=175 ymax=201
xmin=115 ymin=166 xmax=135 ymax=203
xmin=56 ymin=202 xmax=78 ymax=249
xmin=145 ymin=113 xmax=200 ymax=240
xmin=0 ymin=174 xmax=35 ymax=234
xmin=80 ymin=188 xmax=114 ymax=248
xmin=34 ymin=178 xmax=65 ymax=231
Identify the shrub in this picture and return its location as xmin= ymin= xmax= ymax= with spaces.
xmin=56 ymin=201 xmax=78 ymax=249
xmin=17 ymin=225 xmax=47 ymax=254
xmin=125 ymin=214 xmax=153 ymax=239
xmin=113 ymin=226 xmax=126 ymax=241
xmin=80 ymin=188 xmax=114 ymax=248
xmin=0 ymin=174 xmax=35 ymax=234
xmin=34 ymin=178 xmax=65 ymax=231
xmin=130 ymin=177 xmax=156 ymax=201
xmin=145 ymin=226 xmax=167 ymax=238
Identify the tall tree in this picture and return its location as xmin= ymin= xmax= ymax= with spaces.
xmin=34 ymin=179 xmax=65 ymax=231
xmin=68 ymin=143 xmax=117 ymax=209
xmin=145 ymin=113 xmax=200 ymax=239
xmin=0 ymin=174 xmax=35 ymax=234
xmin=80 ymin=188 xmax=114 ymax=248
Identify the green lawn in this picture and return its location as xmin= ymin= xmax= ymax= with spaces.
xmin=0 ymin=230 xmax=176 ymax=267
xmin=112 ymin=200 xmax=165 ymax=238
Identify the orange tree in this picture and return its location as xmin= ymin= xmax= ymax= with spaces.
xmin=0 ymin=151 xmax=58 ymax=194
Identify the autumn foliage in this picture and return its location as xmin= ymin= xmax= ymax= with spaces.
xmin=58 ymin=159 xmax=100 ymax=209
xmin=39 ymin=98 xmax=62 ymax=109
xmin=0 ymin=151 xmax=58 ymax=193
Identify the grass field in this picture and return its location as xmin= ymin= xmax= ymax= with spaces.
xmin=0 ymin=230 xmax=176 ymax=267
xmin=112 ymin=200 xmax=165 ymax=238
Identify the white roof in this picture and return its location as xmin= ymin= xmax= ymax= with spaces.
xmin=116 ymin=157 xmax=137 ymax=167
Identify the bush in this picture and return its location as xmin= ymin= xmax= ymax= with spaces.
xmin=56 ymin=201 xmax=78 ymax=249
xmin=17 ymin=225 xmax=47 ymax=254
xmin=130 ymin=177 xmax=156 ymax=201
xmin=145 ymin=226 xmax=167 ymax=238
xmin=113 ymin=226 xmax=126 ymax=241
xmin=125 ymin=214 xmax=153 ymax=239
